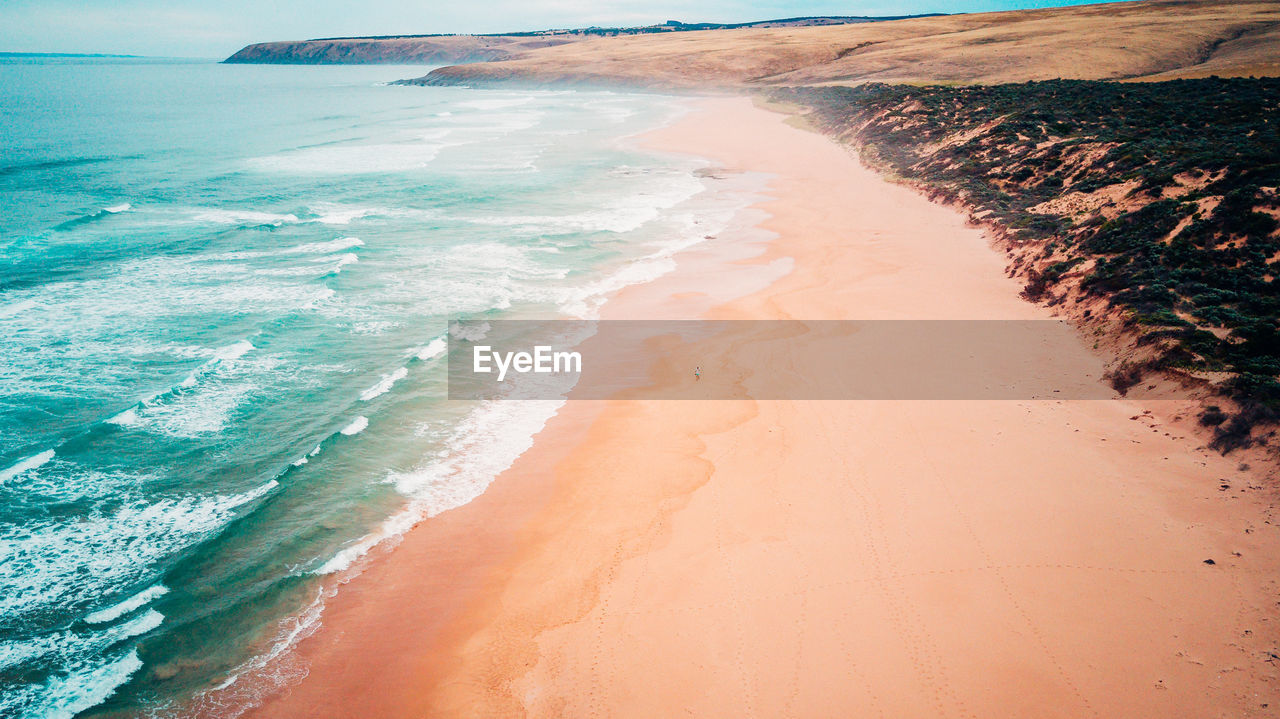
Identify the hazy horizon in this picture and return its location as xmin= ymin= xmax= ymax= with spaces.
xmin=0 ymin=0 xmax=1132 ymax=59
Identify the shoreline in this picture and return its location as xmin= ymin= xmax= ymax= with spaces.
xmin=247 ymin=96 xmax=1280 ymax=718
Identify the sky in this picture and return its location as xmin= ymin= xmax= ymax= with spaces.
xmin=0 ymin=0 xmax=1129 ymax=59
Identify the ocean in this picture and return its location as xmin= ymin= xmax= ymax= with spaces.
xmin=0 ymin=57 xmax=756 ymax=717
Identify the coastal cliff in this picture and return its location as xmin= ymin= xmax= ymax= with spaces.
xmin=223 ymin=35 xmax=580 ymax=65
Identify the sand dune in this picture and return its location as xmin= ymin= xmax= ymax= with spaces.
xmin=410 ymin=0 xmax=1280 ymax=87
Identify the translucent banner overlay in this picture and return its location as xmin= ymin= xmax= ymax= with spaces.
xmin=446 ymin=320 xmax=1179 ymax=401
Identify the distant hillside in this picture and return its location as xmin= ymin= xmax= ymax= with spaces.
xmin=223 ymin=35 xmax=574 ymax=65
xmin=777 ymin=78 xmax=1280 ymax=451
xmin=404 ymin=0 xmax=1280 ymax=87
xmin=222 ymin=15 xmax=940 ymax=65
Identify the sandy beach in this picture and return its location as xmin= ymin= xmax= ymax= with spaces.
xmin=248 ymin=97 xmax=1280 ymax=718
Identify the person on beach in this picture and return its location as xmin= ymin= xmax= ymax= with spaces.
xmin=694 ymin=366 xmax=701 ymax=381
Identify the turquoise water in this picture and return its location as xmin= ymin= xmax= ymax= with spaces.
xmin=0 ymin=58 xmax=746 ymax=717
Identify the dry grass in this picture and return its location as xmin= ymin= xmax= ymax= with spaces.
xmin=410 ymin=0 xmax=1280 ymax=88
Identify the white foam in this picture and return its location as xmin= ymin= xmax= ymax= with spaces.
xmin=102 ymin=203 xmax=131 ymax=214
xmin=311 ymin=504 xmax=419 ymax=575
xmin=84 ymin=585 xmax=169 ymax=625
xmin=0 ymin=608 xmax=161 ymax=673
xmin=451 ymin=110 xmax=543 ymax=137
xmin=29 ymin=255 xmax=337 ymax=329
xmin=307 ymin=205 xmax=379 ymax=225
xmin=26 ymin=648 xmax=144 ymax=719
xmin=396 ymin=400 xmax=564 ymax=510
xmin=554 ymin=204 xmax=739 ymax=318
xmin=159 ymin=341 xmax=252 ymax=394
xmin=311 ymin=397 xmax=563 ymax=579
xmin=0 ymin=609 xmax=162 ymax=718
xmin=439 ymin=242 xmax=567 ymax=282
xmin=291 ymin=443 xmax=322 ymax=467
xmin=287 ymin=237 xmax=363 ymax=254
xmin=359 ymin=367 xmax=407 ymax=401
xmin=1 ymin=466 xmax=158 ymax=510
xmin=105 ymin=408 xmax=140 ymax=427
xmin=214 ymin=340 xmax=255 ymax=362
xmin=205 ymin=235 xmax=366 ymax=262
xmin=177 ymin=586 xmax=328 ymax=719
xmin=0 ymin=481 xmax=276 ymax=622
xmin=325 ymin=253 xmax=359 ymax=274
xmin=140 ymin=382 xmax=254 ymax=437
xmin=253 ymin=265 xmax=331 ymax=278
xmin=413 ymin=337 xmax=447 ymax=361
xmin=303 ymin=287 xmax=337 ymax=310
xmin=113 ymin=339 xmax=256 ymax=434
xmin=117 ymin=341 xmax=262 ymax=437
xmin=0 ymin=298 xmax=37 ymax=318
xmin=0 ymin=450 xmax=55 ymax=483
xmin=558 ymin=255 xmax=677 ymax=319
xmin=117 ymin=608 xmax=165 ymax=637
xmin=308 ymin=390 xmax=562 ymax=579
xmin=352 ymin=320 xmax=398 ymax=335
xmin=454 ymin=170 xmax=704 ymax=236
xmin=449 ymin=321 xmax=490 ymax=342
xmin=193 ymin=209 xmax=299 ymax=225
xmin=339 ymin=416 xmax=368 ymax=436
xmin=247 ymin=142 xmax=449 ymax=174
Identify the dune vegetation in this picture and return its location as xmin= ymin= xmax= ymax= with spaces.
xmin=775 ymin=78 xmax=1280 ymax=450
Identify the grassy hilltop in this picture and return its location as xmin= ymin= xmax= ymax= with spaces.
xmin=408 ymin=1 xmax=1280 ymax=88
